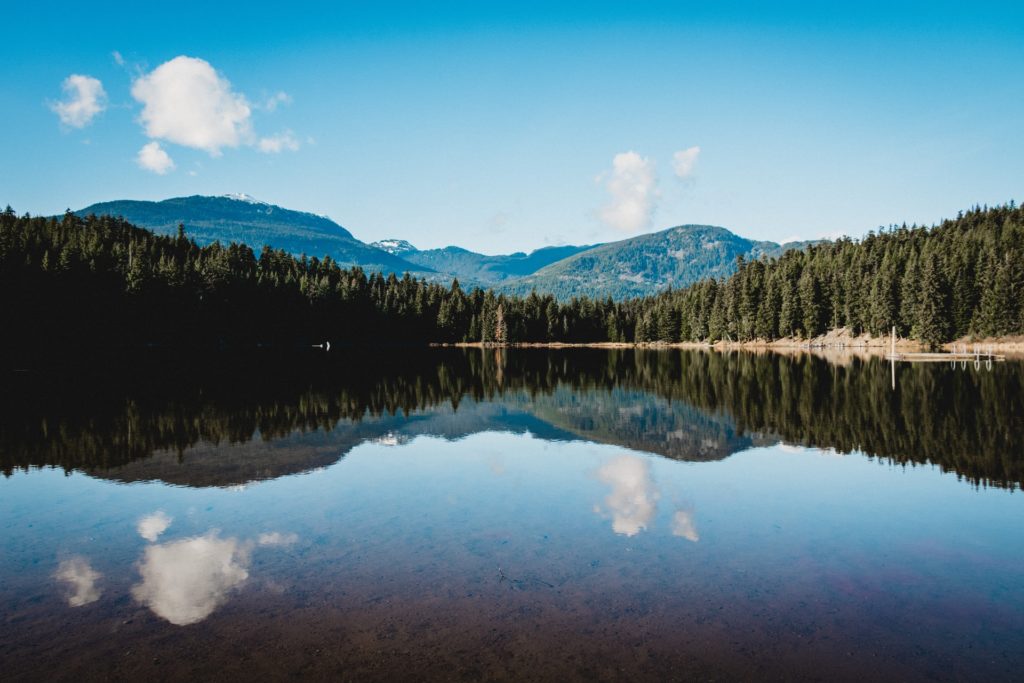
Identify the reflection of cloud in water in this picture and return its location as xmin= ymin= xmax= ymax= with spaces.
xmin=596 ymin=455 xmax=660 ymax=536
xmin=137 ymin=510 xmax=172 ymax=542
xmin=55 ymin=556 xmax=102 ymax=606
xmin=257 ymin=531 xmax=298 ymax=547
xmin=671 ymin=509 xmax=700 ymax=542
xmin=132 ymin=532 xmax=251 ymax=625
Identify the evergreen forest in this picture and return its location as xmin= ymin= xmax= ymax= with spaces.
xmin=1 ymin=202 xmax=1022 ymax=359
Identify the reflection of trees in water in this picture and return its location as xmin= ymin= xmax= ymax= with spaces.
xmin=2 ymin=349 xmax=1021 ymax=489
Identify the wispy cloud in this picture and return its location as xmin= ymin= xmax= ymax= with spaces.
xmin=672 ymin=146 xmax=701 ymax=179
xmin=257 ymin=130 xmax=300 ymax=153
xmin=50 ymin=75 xmax=107 ymax=128
xmin=260 ymin=91 xmax=292 ymax=112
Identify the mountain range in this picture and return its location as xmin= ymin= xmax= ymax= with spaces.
xmin=75 ymin=194 xmax=814 ymax=299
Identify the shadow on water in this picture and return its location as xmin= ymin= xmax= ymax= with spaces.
xmin=2 ymin=348 xmax=1022 ymax=489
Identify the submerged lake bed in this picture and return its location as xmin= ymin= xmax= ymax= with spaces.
xmin=1 ymin=349 xmax=1022 ymax=681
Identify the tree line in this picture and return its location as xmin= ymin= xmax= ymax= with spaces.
xmin=1 ymin=202 xmax=1021 ymax=357
xmin=634 ymin=202 xmax=1024 ymax=347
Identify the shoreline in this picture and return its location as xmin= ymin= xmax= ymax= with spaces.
xmin=432 ymin=331 xmax=1024 ymax=358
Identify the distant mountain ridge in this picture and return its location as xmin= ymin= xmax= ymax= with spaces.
xmin=506 ymin=225 xmax=815 ymax=300
xmin=76 ymin=195 xmax=430 ymax=276
xmin=74 ymin=194 xmax=815 ymax=300
xmin=387 ymin=243 xmax=596 ymax=286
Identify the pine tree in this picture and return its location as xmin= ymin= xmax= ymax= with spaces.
xmin=899 ymin=251 xmax=921 ymax=337
xmin=916 ymin=250 xmax=951 ymax=348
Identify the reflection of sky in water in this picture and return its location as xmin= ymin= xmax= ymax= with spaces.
xmin=1 ymin=431 xmax=1023 ymax=678
xmin=54 ymin=556 xmax=102 ymax=606
xmin=74 ymin=508 xmax=303 ymax=626
xmin=132 ymin=531 xmax=253 ymax=625
xmin=595 ymin=455 xmax=660 ymax=536
xmin=671 ymin=509 xmax=699 ymax=542
xmin=594 ymin=454 xmax=700 ymax=540
xmin=137 ymin=510 xmax=172 ymax=542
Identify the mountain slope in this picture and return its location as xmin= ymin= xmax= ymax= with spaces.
xmin=76 ymin=195 xmax=429 ymax=275
xmin=504 ymin=224 xmax=812 ymax=300
xmin=382 ymin=243 xmax=594 ymax=286
xmin=72 ymin=195 xmax=815 ymax=300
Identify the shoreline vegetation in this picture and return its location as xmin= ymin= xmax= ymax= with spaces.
xmin=2 ymin=202 xmax=1022 ymax=362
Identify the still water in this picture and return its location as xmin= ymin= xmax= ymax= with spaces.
xmin=1 ymin=349 xmax=1022 ymax=681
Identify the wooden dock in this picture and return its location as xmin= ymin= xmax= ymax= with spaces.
xmin=886 ymin=351 xmax=1006 ymax=363
xmin=884 ymin=327 xmax=1006 ymax=365
xmin=885 ymin=329 xmax=1004 ymax=390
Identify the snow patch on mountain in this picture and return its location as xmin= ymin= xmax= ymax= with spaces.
xmin=371 ymin=238 xmax=417 ymax=254
xmin=222 ymin=193 xmax=268 ymax=205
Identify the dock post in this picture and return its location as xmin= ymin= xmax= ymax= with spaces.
xmin=891 ymin=325 xmax=896 ymax=390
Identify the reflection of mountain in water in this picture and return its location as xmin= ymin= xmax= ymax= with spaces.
xmin=3 ymin=349 xmax=1022 ymax=489
xmin=525 ymin=387 xmax=770 ymax=462
xmin=92 ymin=389 xmax=766 ymax=487
xmin=91 ymin=402 xmax=580 ymax=487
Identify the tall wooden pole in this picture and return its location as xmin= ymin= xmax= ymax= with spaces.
xmin=891 ymin=325 xmax=896 ymax=390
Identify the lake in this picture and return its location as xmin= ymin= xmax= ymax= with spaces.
xmin=1 ymin=349 xmax=1022 ymax=681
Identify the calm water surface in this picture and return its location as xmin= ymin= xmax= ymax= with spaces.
xmin=1 ymin=349 xmax=1022 ymax=681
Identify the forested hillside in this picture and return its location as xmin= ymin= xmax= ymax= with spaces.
xmin=76 ymin=195 xmax=429 ymax=277
xmin=505 ymin=224 xmax=814 ymax=299
xmin=386 ymin=243 xmax=594 ymax=287
xmin=633 ymin=203 xmax=1024 ymax=346
xmin=1 ymin=203 xmax=1021 ymax=361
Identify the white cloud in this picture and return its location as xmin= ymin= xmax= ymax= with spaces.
xmin=112 ymin=50 xmax=125 ymax=66
xmin=671 ymin=508 xmax=700 ymax=542
xmin=137 ymin=510 xmax=173 ymax=542
xmin=257 ymin=130 xmax=300 ymax=153
xmin=131 ymin=56 xmax=253 ymax=156
xmin=136 ymin=142 xmax=175 ymax=174
xmin=598 ymin=151 xmax=658 ymax=233
xmin=672 ymin=146 xmax=701 ymax=179
xmin=50 ymin=75 xmax=107 ymax=128
xmin=595 ymin=455 xmax=660 ymax=536
xmin=131 ymin=532 xmax=251 ymax=625
xmin=55 ymin=557 xmax=102 ymax=607
xmin=261 ymin=91 xmax=292 ymax=112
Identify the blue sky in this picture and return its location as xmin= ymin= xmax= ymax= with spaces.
xmin=2 ymin=1 xmax=1022 ymax=253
